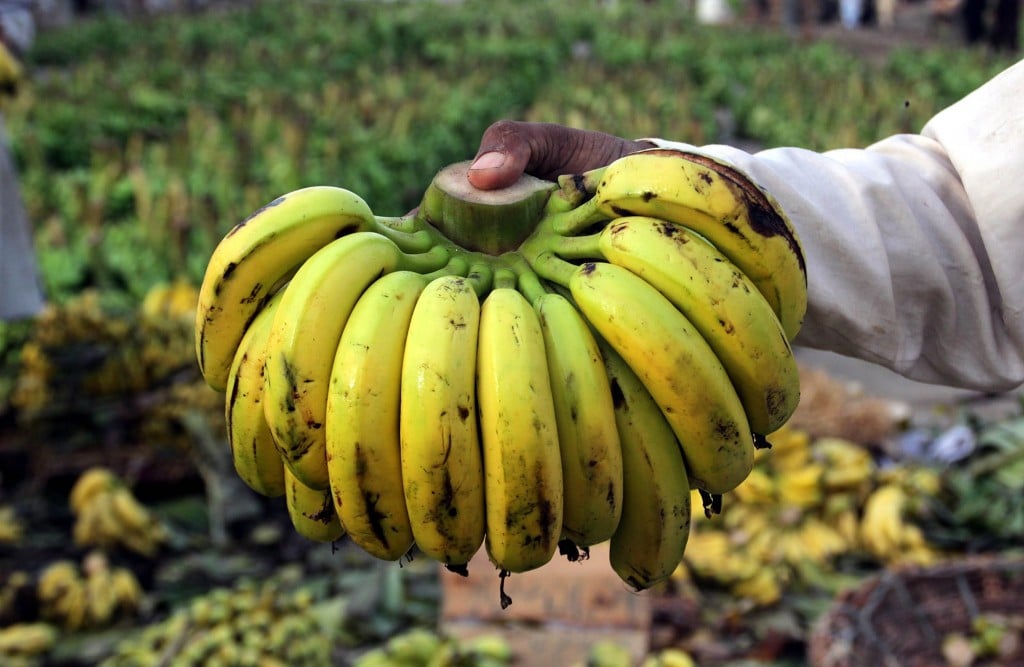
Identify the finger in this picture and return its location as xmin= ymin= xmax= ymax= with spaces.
xmin=467 ymin=120 xmax=535 ymax=190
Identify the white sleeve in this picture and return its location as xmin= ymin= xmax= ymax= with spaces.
xmin=0 ymin=2 xmax=34 ymax=55
xmin=644 ymin=59 xmax=1024 ymax=392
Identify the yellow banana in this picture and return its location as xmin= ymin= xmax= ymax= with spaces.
xmin=225 ymin=290 xmax=286 ymax=498
xmin=69 ymin=468 xmax=118 ymax=516
xmin=477 ymin=287 xmax=564 ymax=573
xmin=326 ymin=270 xmax=426 ymax=561
xmin=263 ymin=232 xmax=447 ymax=490
xmin=569 ymin=261 xmax=754 ymax=494
xmin=283 ymin=465 xmax=344 ymax=543
xmin=535 ymin=292 xmax=621 ymax=548
xmin=576 ymin=215 xmax=800 ymax=434
xmin=107 ymin=486 xmax=156 ymax=535
xmin=196 ymin=186 xmax=376 ymax=391
xmin=400 ymin=275 xmax=486 ymax=569
xmin=551 ymin=149 xmax=806 ymax=340
xmin=601 ymin=340 xmax=691 ymax=591
xmin=0 ymin=623 xmax=58 ymax=657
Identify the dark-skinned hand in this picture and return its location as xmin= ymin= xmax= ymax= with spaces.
xmin=466 ymin=120 xmax=655 ymax=190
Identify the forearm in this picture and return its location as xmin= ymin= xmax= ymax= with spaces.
xmin=645 ymin=63 xmax=1024 ymax=391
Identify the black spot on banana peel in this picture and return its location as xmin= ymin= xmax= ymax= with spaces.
xmin=308 ymin=493 xmax=336 ymax=526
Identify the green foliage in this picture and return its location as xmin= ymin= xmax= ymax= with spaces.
xmin=4 ymin=0 xmax=1018 ymax=307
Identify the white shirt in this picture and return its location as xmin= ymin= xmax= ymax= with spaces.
xmin=648 ymin=59 xmax=1024 ymax=392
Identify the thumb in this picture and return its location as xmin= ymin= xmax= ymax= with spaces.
xmin=465 ymin=120 xmax=535 ymax=190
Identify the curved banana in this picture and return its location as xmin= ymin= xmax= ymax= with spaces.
xmin=601 ymin=340 xmax=691 ymax=591
xmin=477 ymin=288 xmax=564 ymax=573
xmin=196 ymin=186 xmax=376 ymax=391
xmin=555 ymin=149 xmax=806 ymax=340
xmin=69 ymin=468 xmax=118 ymax=516
xmin=225 ymin=290 xmax=286 ymax=498
xmin=594 ymin=216 xmax=800 ymax=434
xmin=326 ymin=270 xmax=427 ymax=561
xmin=569 ymin=261 xmax=754 ymax=494
xmin=283 ymin=465 xmax=344 ymax=544
xmin=263 ymin=232 xmax=447 ymax=490
xmin=535 ymin=292 xmax=622 ymax=548
xmin=400 ymin=275 xmax=486 ymax=569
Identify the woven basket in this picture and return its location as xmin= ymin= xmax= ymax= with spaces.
xmin=808 ymin=556 xmax=1024 ymax=667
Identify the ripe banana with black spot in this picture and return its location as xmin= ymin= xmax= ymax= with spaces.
xmin=326 ymin=270 xmax=427 ymax=561
xmin=477 ymin=287 xmax=564 ymax=573
xmin=535 ymin=292 xmax=622 ymax=548
xmin=551 ymin=149 xmax=806 ymax=340
xmin=584 ymin=215 xmax=800 ymax=435
xmin=196 ymin=186 xmax=376 ymax=391
xmin=225 ymin=290 xmax=286 ymax=498
xmin=400 ymin=275 xmax=486 ymax=569
xmin=283 ymin=465 xmax=344 ymax=543
xmin=263 ymin=232 xmax=448 ymax=490
xmin=601 ymin=340 xmax=691 ymax=591
xmin=569 ymin=261 xmax=754 ymax=494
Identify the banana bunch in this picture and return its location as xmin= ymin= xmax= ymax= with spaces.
xmin=36 ymin=552 xmax=143 ymax=631
xmin=0 ymin=623 xmax=58 ymax=667
xmin=70 ymin=467 xmax=169 ymax=557
xmin=196 ymin=148 xmax=806 ymax=589
xmin=354 ymin=628 xmax=513 ymax=667
xmin=678 ymin=426 xmax=943 ymax=607
xmin=858 ymin=466 xmax=943 ymax=566
xmin=10 ymin=286 xmax=198 ymax=417
xmin=100 ymin=573 xmax=330 ymax=667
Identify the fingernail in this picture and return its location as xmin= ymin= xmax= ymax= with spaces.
xmin=470 ymin=151 xmax=505 ymax=170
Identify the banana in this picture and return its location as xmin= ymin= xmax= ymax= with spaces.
xmin=535 ymin=292 xmax=622 ymax=548
xmin=569 ymin=261 xmax=754 ymax=494
xmin=0 ymin=623 xmax=58 ymax=657
xmin=283 ymin=465 xmax=344 ymax=543
xmin=477 ymin=287 xmax=564 ymax=573
xmin=263 ymin=231 xmax=447 ymax=490
xmin=577 ymin=215 xmax=800 ymax=435
xmin=196 ymin=186 xmax=377 ymax=391
xmin=326 ymin=270 xmax=427 ymax=561
xmin=552 ymin=149 xmax=806 ymax=340
xmin=400 ymin=275 xmax=486 ymax=569
xmin=601 ymin=340 xmax=691 ymax=591
xmin=225 ymin=290 xmax=286 ymax=498
xmin=69 ymin=468 xmax=118 ymax=516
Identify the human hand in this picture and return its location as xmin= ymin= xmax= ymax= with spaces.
xmin=466 ymin=120 xmax=655 ymax=190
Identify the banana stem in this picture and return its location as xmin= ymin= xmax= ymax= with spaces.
xmin=546 ymin=195 xmax=606 ymax=236
xmin=372 ymin=217 xmax=437 ymax=253
xmin=466 ymin=261 xmax=494 ymax=297
xmin=551 ymin=231 xmax=603 ymax=261
xmin=530 ymin=251 xmax=577 ymax=290
xmin=374 ymin=214 xmax=422 ymax=234
xmin=493 ymin=268 xmax=518 ymax=290
xmin=398 ymin=244 xmax=451 ymax=275
xmin=419 ymin=161 xmax=557 ymax=255
xmin=517 ymin=268 xmax=549 ymax=306
xmin=505 ymin=253 xmax=549 ymax=306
